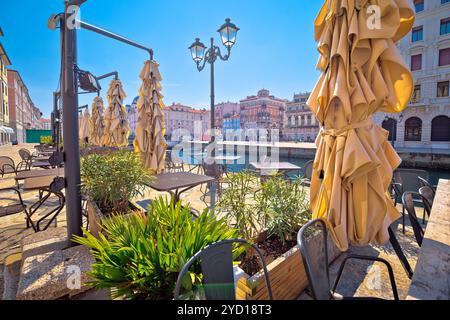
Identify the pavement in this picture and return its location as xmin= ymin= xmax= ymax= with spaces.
xmin=0 ymin=143 xmax=423 ymax=300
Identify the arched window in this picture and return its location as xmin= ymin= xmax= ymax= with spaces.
xmin=382 ymin=118 xmax=397 ymax=141
xmin=431 ymin=115 xmax=450 ymax=141
xmin=404 ymin=117 xmax=422 ymax=141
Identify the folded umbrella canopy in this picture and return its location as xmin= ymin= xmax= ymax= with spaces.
xmin=103 ymin=79 xmax=130 ymax=147
xmin=134 ymin=60 xmax=167 ymax=174
xmin=79 ymin=108 xmax=91 ymax=143
xmin=89 ymin=96 xmax=106 ymax=146
xmin=308 ymin=0 xmax=415 ymax=251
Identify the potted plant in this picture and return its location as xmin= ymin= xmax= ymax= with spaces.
xmin=73 ymin=197 xmax=239 ymax=300
xmin=216 ymin=171 xmax=341 ymax=300
xmin=80 ymin=150 xmax=153 ymax=237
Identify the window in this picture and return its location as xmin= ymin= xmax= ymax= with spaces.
xmin=441 ymin=18 xmax=450 ymax=35
xmin=414 ymin=0 xmax=424 ymax=12
xmin=439 ymin=48 xmax=450 ymax=66
xmin=431 ymin=116 xmax=450 ymax=141
xmin=411 ymin=54 xmax=422 ymax=71
xmin=404 ymin=117 xmax=422 ymax=141
xmin=412 ymin=26 xmax=423 ymax=42
xmin=411 ymin=85 xmax=421 ymax=103
xmin=437 ymin=81 xmax=449 ymax=97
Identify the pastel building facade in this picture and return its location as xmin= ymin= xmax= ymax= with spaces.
xmin=214 ymin=101 xmax=240 ymax=130
xmin=374 ymin=0 xmax=450 ymax=151
xmin=285 ymin=92 xmax=321 ymax=142
xmin=163 ymin=103 xmax=210 ymax=141
xmin=0 ymin=29 xmax=13 ymax=145
xmin=7 ymin=69 xmax=34 ymax=143
xmin=240 ymin=89 xmax=286 ymax=134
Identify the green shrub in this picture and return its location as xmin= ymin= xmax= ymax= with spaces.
xmin=80 ymin=150 xmax=153 ymax=214
xmin=40 ymin=136 xmax=53 ymax=145
xmin=255 ymin=175 xmax=311 ymax=243
xmin=73 ymin=197 xmax=239 ymax=300
xmin=216 ymin=170 xmax=266 ymax=241
xmin=217 ymin=172 xmax=310 ymax=243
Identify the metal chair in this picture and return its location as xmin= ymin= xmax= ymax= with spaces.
xmin=17 ymin=148 xmax=35 ymax=171
xmin=174 ymin=239 xmax=273 ymax=300
xmin=200 ymin=162 xmax=225 ymax=205
xmin=301 ymin=160 xmax=313 ymax=187
xmin=26 ymin=177 xmax=66 ymax=232
xmin=0 ymin=156 xmax=18 ymax=177
xmin=419 ymin=186 xmax=434 ymax=219
xmin=392 ymin=169 xmax=429 ymax=233
xmin=297 ymin=219 xmax=399 ymax=300
xmin=402 ymin=192 xmax=424 ymax=247
xmin=0 ymin=187 xmax=28 ymax=221
xmin=418 ymin=176 xmax=436 ymax=193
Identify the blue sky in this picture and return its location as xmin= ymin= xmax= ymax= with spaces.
xmin=0 ymin=0 xmax=323 ymax=117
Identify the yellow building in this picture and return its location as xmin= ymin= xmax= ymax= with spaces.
xmin=0 ymin=27 xmax=13 ymax=145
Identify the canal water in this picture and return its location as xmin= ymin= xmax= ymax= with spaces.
xmin=174 ymin=151 xmax=450 ymax=186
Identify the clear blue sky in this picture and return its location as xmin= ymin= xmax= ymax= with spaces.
xmin=0 ymin=0 xmax=323 ymax=117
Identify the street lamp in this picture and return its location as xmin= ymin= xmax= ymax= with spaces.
xmin=189 ymin=18 xmax=240 ymax=136
xmin=384 ymin=114 xmax=404 ymax=147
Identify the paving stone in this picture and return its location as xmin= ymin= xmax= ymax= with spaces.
xmin=16 ymin=245 xmax=95 ymax=300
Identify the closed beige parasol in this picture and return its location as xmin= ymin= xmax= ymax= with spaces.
xmin=308 ymin=0 xmax=415 ymax=251
xmin=134 ymin=60 xmax=167 ymax=174
xmin=103 ymin=79 xmax=130 ymax=147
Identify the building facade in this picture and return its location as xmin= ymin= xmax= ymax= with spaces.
xmin=284 ymin=92 xmax=320 ymax=142
xmin=7 ymin=69 xmax=33 ymax=143
xmin=223 ymin=113 xmax=241 ymax=140
xmin=240 ymin=89 xmax=286 ymax=137
xmin=39 ymin=118 xmax=51 ymax=130
xmin=163 ymin=103 xmax=210 ymax=141
xmin=32 ymin=105 xmax=42 ymax=129
xmin=374 ymin=0 xmax=450 ymax=151
xmin=214 ymin=101 xmax=240 ymax=130
xmin=0 ymin=29 xmax=13 ymax=145
xmin=126 ymin=96 xmax=139 ymax=138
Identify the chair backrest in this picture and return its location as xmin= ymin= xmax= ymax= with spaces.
xmin=419 ymin=186 xmax=434 ymax=217
xmin=18 ymin=148 xmax=32 ymax=161
xmin=417 ymin=176 xmax=434 ymax=191
xmin=174 ymin=239 xmax=273 ymax=300
xmin=303 ymin=160 xmax=314 ymax=180
xmin=402 ymin=192 xmax=424 ymax=246
xmin=297 ymin=219 xmax=332 ymax=300
xmin=0 ymin=156 xmax=15 ymax=174
xmin=393 ymin=169 xmax=429 ymax=193
xmin=202 ymin=162 xmax=222 ymax=180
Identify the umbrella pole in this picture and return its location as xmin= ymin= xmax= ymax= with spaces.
xmin=388 ymin=227 xmax=414 ymax=279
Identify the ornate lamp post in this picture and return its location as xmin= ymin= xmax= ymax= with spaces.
xmin=384 ymin=114 xmax=404 ymax=147
xmin=189 ymin=18 xmax=240 ymax=138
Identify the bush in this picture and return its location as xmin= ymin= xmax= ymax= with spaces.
xmin=80 ymin=150 xmax=153 ymax=214
xmin=255 ymin=175 xmax=310 ymax=243
xmin=217 ymin=172 xmax=310 ymax=243
xmin=73 ymin=197 xmax=239 ymax=300
xmin=216 ymin=170 xmax=265 ymax=241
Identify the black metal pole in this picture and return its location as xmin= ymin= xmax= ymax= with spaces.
xmin=78 ymin=21 xmax=153 ymax=60
xmin=210 ymin=38 xmax=215 ymax=141
xmin=52 ymin=91 xmax=59 ymax=145
xmin=62 ymin=5 xmax=82 ymax=244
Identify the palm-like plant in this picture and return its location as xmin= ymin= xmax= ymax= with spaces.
xmin=73 ymin=197 xmax=239 ymax=300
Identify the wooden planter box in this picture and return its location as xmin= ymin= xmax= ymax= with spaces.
xmin=236 ymin=233 xmax=341 ymax=300
xmin=86 ymin=199 xmax=105 ymax=239
xmin=86 ymin=199 xmax=140 ymax=238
